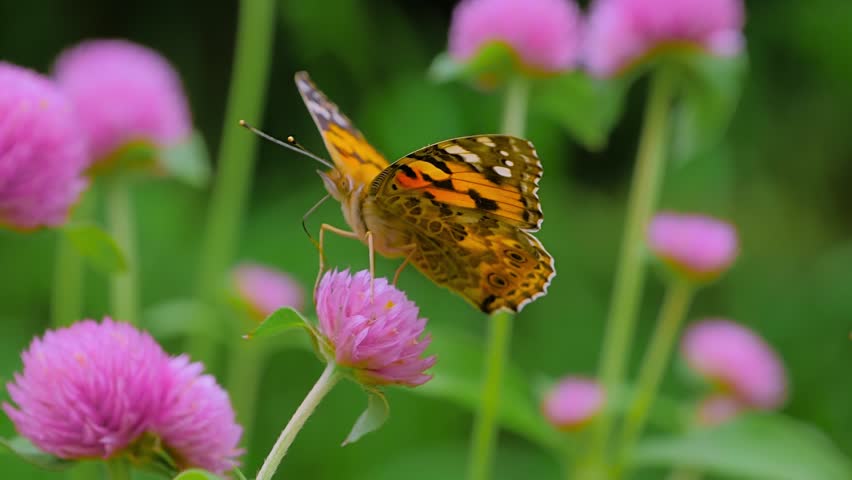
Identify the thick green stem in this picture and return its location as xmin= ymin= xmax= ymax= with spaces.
xmin=466 ymin=311 xmax=514 ymax=480
xmin=616 ymin=279 xmax=694 ymax=475
xmin=106 ymin=178 xmax=137 ymax=324
xmin=52 ymin=189 xmax=95 ymax=327
xmin=188 ymin=0 xmax=276 ymax=363
xmin=591 ymin=67 xmax=678 ymax=461
xmin=465 ymin=77 xmax=529 ymax=480
xmin=104 ymin=459 xmax=131 ymax=480
xmin=501 ymin=76 xmax=529 ymax=137
xmin=256 ymin=363 xmax=341 ymax=480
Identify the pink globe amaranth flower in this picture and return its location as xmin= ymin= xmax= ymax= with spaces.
xmin=53 ymin=39 xmax=191 ymax=165
xmin=584 ymin=0 xmax=745 ymax=77
xmin=0 ymin=62 xmax=88 ymax=230
xmin=233 ymin=262 xmax=305 ymax=320
xmin=541 ymin=376 xmax=604 ymax=431
xmin=153 ymin=356 xmax=243 ymax=475
xmin=2 ymin=318 xmax=173 ymax=459
xmin=696 ymin=393 xmax=743 ymax=426
xmin=648 ymin=212 xmax=738 ymax=282
xmin=448 ymin=0 xmax=582 ymax=74
xmin=682 ymin=319 xmax=787 ymax=410
xmin=3 ymin=318 xmax=243 ymax=473
xmin=315 ymin=269 xmax=436 ymax=387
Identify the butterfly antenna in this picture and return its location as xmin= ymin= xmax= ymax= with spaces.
xmin=239 ymin=120 xmax=334 ymax=169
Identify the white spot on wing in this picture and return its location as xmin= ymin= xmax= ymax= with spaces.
xmin=505 ymin=159 xmax=514 ymax=167
xmin=476 ymin=137 xmax=496 ymax=147
xmin=307 ymin=101 xmax=331 ymax=119
xmin=461 ymin=153 xmax=480 ymax=163
xmin=444 ymin=145 xmax=468 ymax=155
xmin=331 ymin=111 xmax=349 ymax=127
xmin=493 ymin=166 xmax=512 ymax=178
xmin=499 ymin=150 xmax=509 ymax=156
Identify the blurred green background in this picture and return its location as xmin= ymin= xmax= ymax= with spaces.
xmin=1 ymin=0 xmax=851 ymax=478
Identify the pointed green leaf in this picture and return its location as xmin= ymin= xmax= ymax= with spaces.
xmin=232 ymin=468 xmax=248 ymax=480
xmin=532 ymin=72 xmax=629 ymax=150
xmin=246 ymin=306 xmax=311 ymax=340
xmin=62 ymin=221 xmax=127 ymax=274
xmin=633 ymin=413 xmax=852 ymax=480
xmin=162 ymin=131 xmax=212 ymax=188
xmin=0 ymin=436 xmax=74 ymax=471
xmin=173 ymin=469 xmax=222 ymax=480
xmin=343 ymin=389 xmax=389 ymax=446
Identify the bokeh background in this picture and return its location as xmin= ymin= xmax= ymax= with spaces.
xmin=1 ymin=0 xmax=850 ymax=478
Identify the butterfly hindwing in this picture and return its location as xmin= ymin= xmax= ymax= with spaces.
xmin=367 ymin=136 xmax=554 ymax=312
xmin=294 ymin=71 xmax=389 ymax=186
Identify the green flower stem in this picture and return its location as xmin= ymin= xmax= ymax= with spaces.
xmin=591 ymin=67 xmax=678 ymax=460
xmin=104 ymin=458 xmax=131 ymax=480
xmin=106 ymin=178 xmax=138 ymax=324
xmin=187 ymin=0 xmax=276 ymax=363
xmin=466 ymin=310 xmax=514 ymax=480
xmin=256 ymin=363 xmax=341 ymax=480
xmin=51 ymin=189 xmax=95 ymax=327
xmin=501 ymin=76 xmax=529 ymax=137
xmin=616 ymin=279 xmax=694 ymax=475
xmin=466 ymin=77 xmax=528 ymax=480
xmin=226 ymin=326 xmax=266 ymax=450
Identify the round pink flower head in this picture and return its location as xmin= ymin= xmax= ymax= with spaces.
xmin=315 ymin=269 xmax=436 ymax=387
xmin=648 ymin=212 xmax=738 ymax=283
xmin=681 ymin=319 xmax=787 ymax=409
xmin=0 ymin=62 xmax=88 ymax=230
xmin=541 ymin=376 xmax=604 ymax=431
xmin=53 ymin=39 xmax=191 ymax=165
xmin=233 ymin=262 xmax=305 ymax=320
xmin=448 ymin=0 xmax=582 ymax=75
xmin=2 ymin=318 xmax=173 ymax=459
xmin=153 ymin=355 xmax=243 ymax=474
xmin=584 ymin=0 xmax=745 ymax=77
xmin=696 ymin=393 xmax=743 ymax=426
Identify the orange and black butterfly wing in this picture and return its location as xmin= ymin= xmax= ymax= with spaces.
xmin=368 ymin=135 xmax=554 ymax=312
xmin=294 ymin=71 xmax=389 ymax=186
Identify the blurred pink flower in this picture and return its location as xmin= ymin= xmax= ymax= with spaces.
xmin=233 ymin=263 xmax=305 ymax=320
xmin=315 ymin=269 xmax=436 ymax=387
xmin=0 ymin=62 xmax=88 ymax=230
xmin=584 ymin=0 xmax=745 ymax=77
xmin=541 ymin=376 xmax=604 ymax=431
xmin=54 ymin=39 xmax=191 ymax=164
xmin=449 ymin=0 xmax=582 ymax=74
xmin=682 ymin=319 xmax=787 ymax=409
xmin=3 ymin=318 xmax=172 ymax=458
xmin=696 ymin=393 xmax=743 ymax=426
xmin=648 ymin=212 xmax=738 ymax=282
xmin=154 ymin=356 xmax=243 ymax=474
xmin=3 ymin=318 xmax=243 ymax=473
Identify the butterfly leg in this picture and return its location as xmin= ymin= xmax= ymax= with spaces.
xmin=316 ymin=223 xmax=360 ymax=293
xmin=393 ymin=246 xmax=417 ymax=286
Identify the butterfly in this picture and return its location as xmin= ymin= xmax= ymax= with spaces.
xmin=294 ymin=71 xmax=554 ymax=313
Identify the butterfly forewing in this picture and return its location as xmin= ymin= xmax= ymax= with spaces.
xmin=294 ymin=71 xmax=389 ymax=186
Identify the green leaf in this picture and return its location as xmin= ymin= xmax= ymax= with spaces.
xmin=532 ymin=72 xmax=629 ymax=150
xmin=412 ymin=323 xmax=562 ymax=451
xmin=142 ymin=298 xmax=224 ymax=342
xmin=232 ymin=468 xmax=248 ymax=480
xmin=671 ymin=53 xmax=747 ymax=164
xmin=173 ymin=469 xmax=222 ymax=480
xmin=161 ymin=131 xmax=212 ymax=188
xmin=0 ymin=436 xmax=74 ymax=471
xmin=61 ymin=221 xmax=127 ymax=274
xmin=343 ymin=389 xmax=390 ymax=446
xmin=633 ymin=413 xmax=852 ymax=480
xmin=245 ymin=306 xmax=312 ymax=340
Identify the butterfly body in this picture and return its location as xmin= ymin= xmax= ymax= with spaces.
xmin=297 ymin=72 xmax=555 ymax=313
